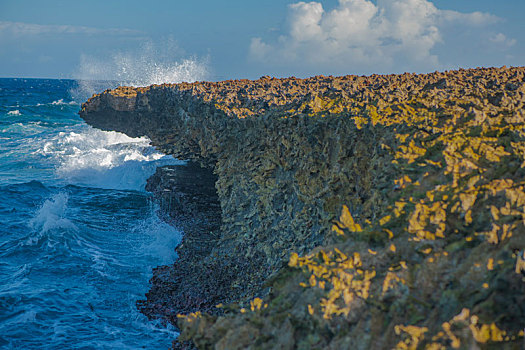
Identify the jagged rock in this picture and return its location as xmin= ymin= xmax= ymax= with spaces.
xmin=81 ymin=66 xmax=525 ymax=349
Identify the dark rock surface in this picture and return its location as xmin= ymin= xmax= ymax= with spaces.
xmin=138 ymin=162 xmax=223 ymax=320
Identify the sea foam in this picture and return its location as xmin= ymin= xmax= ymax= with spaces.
xmin=39 ymin=126 xmax=182 ymax=191
xmin=51 ymin=99 xmax=78 ymax=106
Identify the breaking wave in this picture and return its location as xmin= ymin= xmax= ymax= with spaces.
xmin=38 ymin=125 xmax=183 ymax=191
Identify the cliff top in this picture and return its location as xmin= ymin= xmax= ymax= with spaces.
xmin=85 ymin=66 xmax=524 ymax=120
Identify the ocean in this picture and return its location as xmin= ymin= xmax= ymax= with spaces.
xmin=0 ymin=78 xmax=183 ymax=348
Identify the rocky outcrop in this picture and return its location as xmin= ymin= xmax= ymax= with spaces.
xmin=138 ymin=162 xmax=223 ymax=321
xmin=81 ymin=66 xmax=525 ymax=349
xmin=81 ymin=75 xmax=400 ymax=316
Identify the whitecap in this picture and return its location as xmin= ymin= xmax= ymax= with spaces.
xmin=7 ymin=110 xmax=21 ymax=116
xmin=51 ymin=99 xmax=78 ymax=106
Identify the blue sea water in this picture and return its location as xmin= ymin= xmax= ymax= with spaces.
xmin=0 ymin=78 xmax=183 ymax=349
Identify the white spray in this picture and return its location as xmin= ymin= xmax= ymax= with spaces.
xmin=71 ymin=38 xmax=209 ymax=101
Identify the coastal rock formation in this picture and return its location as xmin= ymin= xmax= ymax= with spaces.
xmin=81 ymin=66 xmax=525 ymax=349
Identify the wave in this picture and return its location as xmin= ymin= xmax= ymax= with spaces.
xmin=2 ymin=189 xmax=180 ymax=348
xmin=7 ymin=110 xmax=21 ymax=116
xmin=0 ymin=180 xmax=50 ymax=196
xmin=23 ymin=192 xmax=79 ymax=250
xmin=21 ymin=189 xmax=181 ymax=273
xmin=0 ymin=121 xmax=48 ymax=136
xmin=37 ymin=125 xmax=183 ymax=191
xmin=0 ymin=77 xmax=180 ymax=349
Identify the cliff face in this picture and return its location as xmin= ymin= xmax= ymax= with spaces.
xmin=81 ymin=75 xmax=400 ymax=315
xmin=81 ymin=67 xmax=525 ymax=349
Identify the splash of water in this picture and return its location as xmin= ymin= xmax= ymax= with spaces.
xmin=37 ymin=126 xmax=183 ymax=191
xmin=28 ymin=193 xmax=78 ymax=234
xmin=71 ymin=39 xmax=209 ymax=101
xmin=134 ymin=212 xmax=182 ymax=265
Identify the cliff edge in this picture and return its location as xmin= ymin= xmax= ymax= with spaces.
xmin=81 ymin=67 xmax=525 ymax=349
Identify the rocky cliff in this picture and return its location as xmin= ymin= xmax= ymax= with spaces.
xmin=81 ymin=66 xmax=525 ymax=349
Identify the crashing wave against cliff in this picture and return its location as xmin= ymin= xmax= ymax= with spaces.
xmin=81 ymin=66 xmax=525 ymax=349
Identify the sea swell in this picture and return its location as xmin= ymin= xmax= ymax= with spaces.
xmin=0 ymin=49 xmax=211 ymax=348
xmin=0 ymin=77 xmax=187 ymax=348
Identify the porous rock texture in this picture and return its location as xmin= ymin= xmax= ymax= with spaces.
xmin=81 ymin=66 xmax=525 ymax=349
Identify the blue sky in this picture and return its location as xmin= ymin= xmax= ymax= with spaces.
xmin=0 ymin=0 xmax=523 ymax=81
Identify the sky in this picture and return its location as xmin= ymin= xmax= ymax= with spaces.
xmin=0 ymin=0 xmax=523 ymax=81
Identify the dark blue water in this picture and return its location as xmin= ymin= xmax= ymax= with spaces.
xmin=0 ymin=78 xmax=183 ymax=348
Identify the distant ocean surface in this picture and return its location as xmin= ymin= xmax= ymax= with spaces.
xmin=0 ymin=78 xmax=183 ymax=349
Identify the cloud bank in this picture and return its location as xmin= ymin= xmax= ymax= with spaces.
xmin=0 ymin=21 xmax=142 ymax=37
xmin=250 ymin=0 xmax=509 ymax=75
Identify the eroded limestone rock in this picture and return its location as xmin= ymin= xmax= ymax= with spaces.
xmin=81 ymin=66 xmax=525 ymax=349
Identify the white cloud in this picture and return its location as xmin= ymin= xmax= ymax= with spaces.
xmin=0 ymin=21 xmax=141 ymax=37
xmin=439 ymin=10 xmax=500 ymax=26
xmin=249 ymin=0 xmax=505 ymax=74
xmin=288 ymin=2 xmax=324 ymax=42
xmin=489 ymin=33 xmax=516 ymax=47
